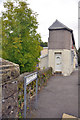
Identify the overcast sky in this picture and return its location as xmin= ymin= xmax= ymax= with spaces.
xmin=0 ymin=0 xmax=80 ymax=49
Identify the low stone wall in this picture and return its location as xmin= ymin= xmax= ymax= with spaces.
xmin=0 ymin=58 xmax=20 ymax=118
xmin=2 ymin=79 xmax=18 ymax=118
xmin=1 ymin=58 xmax=52 ymax=118
xmin=18 ymin=67 xmax=52 ymax=118
xmin=1 ymin=59 xmax=20 ymax=83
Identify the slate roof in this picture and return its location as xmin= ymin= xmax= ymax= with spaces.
xmin=48 ymin=19 xmax=75 ymax=45
xmin=48 ymin=19 xmax=72 ymax=32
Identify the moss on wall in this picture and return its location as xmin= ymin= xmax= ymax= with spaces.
xmin=18 ymin=67 xmax=52 ymax=118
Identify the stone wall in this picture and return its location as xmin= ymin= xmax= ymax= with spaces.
xmin=18 ymin=67 xmax=52 ymax=118
xmin=0 ymin=58 xmax=52 ymax=118
xmin=0 ymin=58 xmax=20 ymax=118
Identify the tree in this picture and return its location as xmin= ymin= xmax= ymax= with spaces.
xmin=2 ymin=0 xmax=42 ymax=73
xmin=40 ymin=42 xmax=48 ymax=47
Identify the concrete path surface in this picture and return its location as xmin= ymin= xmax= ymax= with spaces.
xmin=27 ymin=70 xmax=78 ymax=118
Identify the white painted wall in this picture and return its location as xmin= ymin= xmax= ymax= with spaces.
xmin=48 ymin=49 xmax=74 ymax=76
xmin=39 ymin=55 xmax=48 ymax=69
xmin=39 ymin=49 xmax=77 ymax=76
xmin=62 ymin=49 xmax=73 ymax=76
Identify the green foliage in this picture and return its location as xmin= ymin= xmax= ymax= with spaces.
xmin=2 ymin=0 xmax=42 ymax=73
xmin=18 ymin=67 xmax=52 ymax=118
xmin=0 ymin=18 xmax=2 ymax=58
xmin=40 ymin=42 xmax=48 ymax=47
xmin=18 ymin=112 xmax=22 ymax=118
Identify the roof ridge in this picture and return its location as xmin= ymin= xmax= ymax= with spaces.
xmin=48 ymin=19 xmax=72 ymax=32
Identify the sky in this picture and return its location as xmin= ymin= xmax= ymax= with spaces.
xmin=0 ymin=0 xmax=80 ymax=49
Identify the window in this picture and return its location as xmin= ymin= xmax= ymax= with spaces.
xmin=57 ymin=57 xmax=60 ymax=59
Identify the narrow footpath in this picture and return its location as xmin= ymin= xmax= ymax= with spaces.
xmin=27 ymin=70 xmax=78 ymax=118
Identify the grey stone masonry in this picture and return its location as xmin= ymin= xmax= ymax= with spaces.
xmin=0 ymin=58 xmax=20 ymax=118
